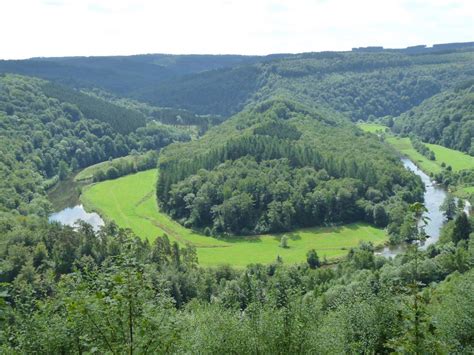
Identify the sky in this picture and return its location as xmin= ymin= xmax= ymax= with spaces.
xmin=1 ymin=0 xmax=473 ymax=59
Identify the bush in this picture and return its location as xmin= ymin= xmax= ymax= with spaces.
xmin=279 ymin=235 xmax=289 ymax=248
xmin=106 ymin=167 xmax=120 ymax=180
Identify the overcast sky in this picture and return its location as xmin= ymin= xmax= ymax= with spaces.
xmin=1 ymin=0 xmax=473 ymax=59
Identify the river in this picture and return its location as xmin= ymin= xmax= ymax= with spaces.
xmin=378 ymin=158 xmax=471 ymax=257
xmin=48 ymin=204 xmax=104 ymax=232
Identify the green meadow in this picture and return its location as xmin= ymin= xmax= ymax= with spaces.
xmin=81 ymin=170 xmax=387 ymax=267
xmin=386 ymin=137 xmax=474 ymax=175
xmin=426 ymin=143 xmax=474 ymax=172
xmin=357 ymin=123 xmax=389 ymax=134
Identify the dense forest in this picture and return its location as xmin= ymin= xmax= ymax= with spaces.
xmin=1 ymin=205 xmax=473 ymax=353
xmin=158 ymin=99 xmax=423 ymax=240
xmin=1 ymin=44 xmax=473 ymax=352
xmin=2 ymin=47 xmax=473 ymax=119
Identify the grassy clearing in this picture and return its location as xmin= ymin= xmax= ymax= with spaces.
xmin=455 ymin=186 xmax=474 ymax=199
xmin=357 ymin=123 xmax=389 ymax=134
xmin=81 ymin=170 xmax=388 ymax=267
xmin=386 ymin=137 xmax=474 ymax=174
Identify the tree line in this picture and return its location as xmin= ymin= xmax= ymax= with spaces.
xmin=410 ymin=135 xmax=436 ymax=160
xmin=0 ymin=203 xmax=472 ymax=353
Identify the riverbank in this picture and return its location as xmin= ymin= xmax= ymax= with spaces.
xmin=358 ymin=123 xmax=474 ymax=201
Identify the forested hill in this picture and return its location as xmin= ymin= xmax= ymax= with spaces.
xmin=0 ymin=54 xmax=269 ymax=93
xmin=261 ymin=51 xmax=474 ymax=122
xmin=88 ymin=49 xmax=474 ymax=117
xmin=0 ymin=74 xmax=190 ymax=216
xmin=1 ymin=46 xmax=473 ymax=119
xmin=392 ymin=81 xmax=474 ymax=154
xmin=157 ymin=99 xmax=423 ymax=239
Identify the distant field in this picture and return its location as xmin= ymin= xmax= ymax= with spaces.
xmin=81 ymin=170 xmax=388 ymax=267
xmin=357 ymin=123 xmax=389 ymax=133
xmin=358 ymin=123 xmax=474 ymax=175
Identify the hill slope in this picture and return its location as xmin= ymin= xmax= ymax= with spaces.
xmin=392 ymin=83 xmax=474 ymax=154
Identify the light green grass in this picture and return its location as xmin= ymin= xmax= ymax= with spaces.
xmin=81 ymin=170 xmax=388 ymax=267
xmin=386 ymin=137 xmax=474 ymax=175
xmin=358 ymin=123 xmax=389 ymax=133
xmin=425 ymin=143 xmax=474 ymax=172
xmin=455 ymin=186 xmax=474 ymax=199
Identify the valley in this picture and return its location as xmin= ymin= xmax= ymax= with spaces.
xmin=1 ymin=41 xmax=473 ymax=353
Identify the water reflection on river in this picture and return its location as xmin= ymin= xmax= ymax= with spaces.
xmin=379 ymin=158 xmax=470 ymax=258
xmin=48 ymin=204 xmax=104 ymax=231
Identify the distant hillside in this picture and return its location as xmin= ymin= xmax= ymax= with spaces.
xmin=41 ymin=82 xmax=147 ymax=134
xmin=0 ymin=54 xmax=270 ymax=98
xmin=392 ymin=82 xmax=474 ymax=154
xmin=137 ymin=65 xmax=264 ymax=116
xmin=1 ymin=47 xmax=473 ymax=118
xmin=260 ymin=51 xmax=474 ymax=121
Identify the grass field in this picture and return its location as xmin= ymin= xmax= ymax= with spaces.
xmin=357 ymin=123 xmax=389 ymax=134
xmin=456 ymin=186 xmax=474 ymax=199
xmin=426 ymin=143 xmax=474 ymax=172
xmin=81 ymin=170 xmax=388 ymax=267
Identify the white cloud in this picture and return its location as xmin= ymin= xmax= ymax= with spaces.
xmin=0 ymin=0 xmax=473 ymax=59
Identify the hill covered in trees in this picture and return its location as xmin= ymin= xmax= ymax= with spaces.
xmin=157 ymin=99 xmax=423 ymax=239
xmin=0 ymin=74 xmax=190 ymax=216
xmin=392 ymin=82 xmax=474 ymax=154
xmin=0 ymin=54 xmax=269 ymax=96
xmin=1 ymin=45 xmax=473 ymax=120
xmin=261 ymin=51 xmax=474 ymax=122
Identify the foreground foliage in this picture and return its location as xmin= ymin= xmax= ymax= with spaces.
xmin=1 ymin=211 xmax=473 ymax=353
